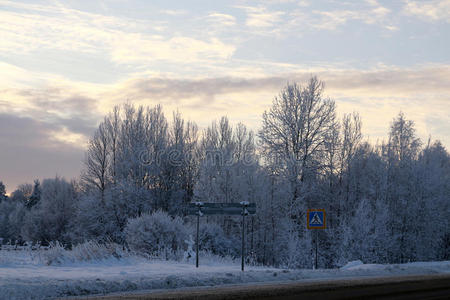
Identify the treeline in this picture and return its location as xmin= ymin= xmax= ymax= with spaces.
xmin=1 ymin=76 xmax=449 ymax=267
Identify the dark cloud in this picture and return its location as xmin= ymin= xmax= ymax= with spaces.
xmin=56 ymin=116 xmax=98 ymax=136
xmin=124 ymin=76 xmax=290 ymax=103
xmin=0 ymin=113 xmax=84 ymax=193
xmin=34 ymin=94 xmax=99 ymax=116
xmin=120 ymin=65 xmax=450 ymax=104
xmin=5 ymin=88 xmax=100 ymax=136
xmin=319 ymin=66 xmax=450 ymax=93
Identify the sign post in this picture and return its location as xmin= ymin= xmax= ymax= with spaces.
xmin=315 ymin=230 xmax=318 ymax=270
xmin=187 ymin=202 xmax=256 ymax=271
xmin=240 ymin=201 xmax=250 ymax=271
xmin=306 ymin=209 xmax=326 ymax=270
xmin=194 ymin=202 xmax=203 ymax=268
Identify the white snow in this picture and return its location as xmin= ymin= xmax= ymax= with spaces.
xmin=340 ymin=260 xmax=364 ymax=270
xmin=0 ymin=250 xmax=449 ymax=300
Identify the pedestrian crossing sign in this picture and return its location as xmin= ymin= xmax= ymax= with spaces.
xmin=307 ymin=209 xmax=326 ymax=229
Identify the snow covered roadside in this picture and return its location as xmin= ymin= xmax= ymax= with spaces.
xmin=0 ymin=252 xmax=449 ymax=300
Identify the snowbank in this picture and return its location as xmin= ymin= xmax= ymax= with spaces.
xmin=1 ymin=250 xmax=449 ymax=300
xmin=340 ymin=260 xmax=364 ymax=270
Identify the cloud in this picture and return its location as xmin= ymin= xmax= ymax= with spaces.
xmin=311 ymin=1 xmax=391 ymax=30
xmin=110 ymin=35 xmax=235 ymax=65
xmin=312 ymin=10 xmax=356 ymax=30
xmin=0 ymin=113 xmax=84 ymax=193
xmin=119 ymin=77 xmax=283 ymax=101
xmin=240 ymin=0 xmax=396 ymax=37
xmin=3 ymin=54 xmax=449 ymax=142
xmin=0 ymin=1 xmax=235 ymax=67
xmin=238 ymin=6 xmax=285 ymax=28
xmin=385 ymin=25 xmax=399 ymax=31
xmin=403 ymin=0 xmax=450 ymax=22
xmin=319 ymin=65 xmax=450 ymax=94
xmin=159 ymin=9 xmax=187 ymax=16
xmin=109 ymin=64 xmax=450 ymax=100
xmin=1 ymin=82 xmax=101 ymax=140
xmin=0 ymin=2 xmax=121 ymax=55
xmin=297 ymin=1 xmax=310 ymax=7
xmin=208 ymin=13 xmax=236 ymax=26
xmin=1 ymin=62 xmax=450 ymax=191
xmin=110 ymin=64 xmax=450 ymax=145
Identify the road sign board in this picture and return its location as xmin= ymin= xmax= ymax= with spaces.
xmin=186 ymin=202 xmax=257 ymax=271
xmin=307 ymin=209 xmax=326 ymax=229
xmin=186 ymin=202 xmax=256 ymax=216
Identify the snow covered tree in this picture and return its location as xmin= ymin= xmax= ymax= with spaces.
xmin=82 ymin=121 xmax=110 ymax=202
xmin=342 ymin=196 xmax=389 ymax=264
xmin=338 ymin=112 xmax=363 ymax=207
xmin=115 ymin=104 xmax=169 ymax=211
xmin=339 ymin=113 xmax=363 ymax=176
xmin=0 ymin=200 xmax=14 ymax=239
xmin=259 ymin=77 xmax=336 ymax=217
xmin=0 ymin=183 xmax=28 ymax=241
xmin=125 ymin=210 xmax=189 ymax=260
xmin=251 ymin=167 xmax=287 ymax=266
xmin=69 ymin=193 xmax=112 ymax=243
xmin=10 ymin=183 xmax=32 ymax=204
xmin=27 ymin=180 xmax=41 ymax=209
xmin=0 ymin=181 xmax=7 ymax=203
xmin=38 ymin=91 xmax=449 ymax=266
xmin=105 ymin=105 xmax=121 ymax=183
xmin=197 ymin=222 xmax=239 ymax=257
xmin=196 ymin=118 xmax=258 ymax=205
xmin=157 ymin=111 xmax=199 ymax=214
xmin=194 ymin=117 xmax=259 ymax=238
xmin=74 ymin=104 xmax=202 ymax=243
xmin=388 ymin=112 xmax=421 ymax=163
xmin=22 ymin=177 xmax=77 ymax=244
xmin=385 ymin=113 xmax=422 ymax=263
xmin=7 ymin=201 xmax=26 ymax=241
xmin=415 ymin=140 xmax=450 ymax=261
xmin=194 ymin=117 xmax=235 ymax=204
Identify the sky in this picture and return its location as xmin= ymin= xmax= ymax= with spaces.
xmin=0 ymin=0 xmax=449 ymax=193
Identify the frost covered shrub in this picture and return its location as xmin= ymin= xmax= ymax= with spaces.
xmin=198 ymin=223 xmax=239 ymax=257
xmin=39 ymin=241 xmax=66 ymax=265
xmin=125 ymin=210 xmax=189 ymax=260
xmin=70 ymin=194 xmax=123 ymax=244
xmin=71 ymin=240 xmax=126 ymax=261
xmin=39 ymin=240 xmax=128 ymax=265
xmin=196 ymin=250 xmax=238 ymax=266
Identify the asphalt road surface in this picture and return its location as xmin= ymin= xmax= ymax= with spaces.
xmin=77 ymin=274 xmax=450 ymax=300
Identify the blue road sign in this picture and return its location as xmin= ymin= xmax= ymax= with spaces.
xmin=307 ymin=209 xmax=326 ymax=229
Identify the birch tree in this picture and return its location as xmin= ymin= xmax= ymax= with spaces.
xmin=259 ymin=77 xmax=336 ymax=215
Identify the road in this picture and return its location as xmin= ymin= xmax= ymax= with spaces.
xmin=77 ymin=274 xmax=450 ymax=300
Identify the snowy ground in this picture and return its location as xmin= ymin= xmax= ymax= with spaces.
xmin=0 ymin=250 xmax=449 ymax=300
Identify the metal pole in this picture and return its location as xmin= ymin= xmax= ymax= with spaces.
xmin=241 ymin=212 xmax=245 ymax=272
xmin=315 ymin=229 xmax=318 ymax=270
xmin=196 ymin=212 xmax=199 ymax=268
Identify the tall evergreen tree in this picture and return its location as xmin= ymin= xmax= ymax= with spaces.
xmin=27 ymin=180 xmax=41 ymax=209
xmin=0 ymin=181 xmax=7 ymax=203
